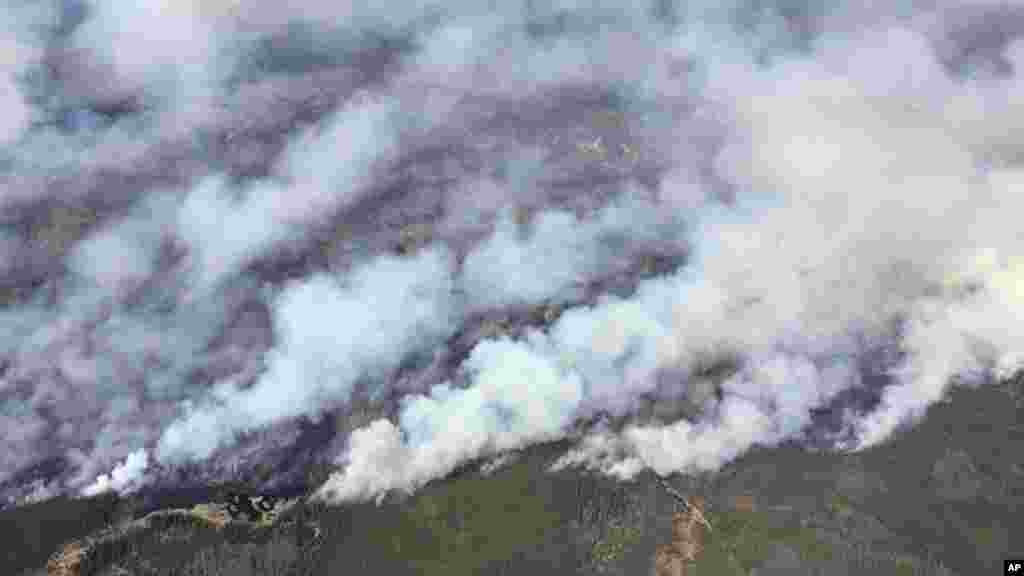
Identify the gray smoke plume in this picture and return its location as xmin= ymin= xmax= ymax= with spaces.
xmin=1 ymin=0 xmax=1022 ymax=508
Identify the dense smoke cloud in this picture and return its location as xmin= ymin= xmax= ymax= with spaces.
xmin=156 ymin=247 xmax=458 ymax=463
xmin=2 ymin=0 xmax=1023 ymax=508
xmin=176 ymin=92 xmax=401 ymax=294
xmin=316 ymin=4 xmax=1024 ymax=499
xmin=82 ymin=448 xmax=148 ymax=497
xmin=0 ymin=3 xmax=41 ymax=146
xmin=461 ymin=193 xmax=685 ymax=309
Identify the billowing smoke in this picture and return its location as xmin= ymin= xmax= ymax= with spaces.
xmin=156 ymin=246 xmax=458 ymax=463
xmin=176 ymin=92 xmax=401 ymax=294
xmin=82 ymin=449 xmax=149 ymax=497
xmin=0 ymin=2 xmax=46 ymax=146
xmin=461 ymin=192 xmax=685 ymax=309
xmin=2 ymin=0 xmax=1024 ymax=509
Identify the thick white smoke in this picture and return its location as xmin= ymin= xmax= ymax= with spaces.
xmin=177 ymin=93 xmax=401 ymax=294
xmin=0 ymin=10 xmax=36 ymax=147
xmin=317 ymin=200 xmax=865 ymax=497
xmin=4 ymin=0 xmax=1024 ymax=509
xmin=157 ymin=185 xmax=680 ymax=467
xmin=461 ymin=191 xmax=685 ymax=309
xmin=70 ymin=0 xmax=243 ymax=131
xmin=156 ymin=247 xmax=458 ymax=463
xmin=315 ymin=13 xmax=1024 ymax=501
xmin=82 ymin=449 xmax=149 ymax=497
xmin=317 ymin=337 xmax=586 ymax=502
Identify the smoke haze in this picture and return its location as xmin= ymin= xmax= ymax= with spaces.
xmin=1 ymin=0 xmax=1023 ymax=508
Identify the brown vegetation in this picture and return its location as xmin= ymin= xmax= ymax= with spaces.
xmin=46 ymin=541 xmax=87 ymax=576
xmin=652 ymin=495 xmax=710 ymax=576
xmin=731 ymin=493 xmax=756 ymax=513
xmin=40 ymin=500 xmax=284 ymax=576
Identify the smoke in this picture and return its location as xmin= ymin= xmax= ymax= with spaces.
xmin=0 ymin=1 xmax=61 ymax=152
xmin=315 ymin=6 xmax=1024 ymax=500
xmin=157 ymin=185 xmax=680 ymax=468
xmin=317 ymin=336 xmax=585 ymax=502
xmin=550 ymin=351 xmax=859 ymax=479
xmin=156 ymin=247 xmax=458 ymax=463
xmin=461 ymin=191 xmax=685 ymax=309
xmin=69 ymin=0 xmax=243 ymax=131
xmin=82 ymin=449 xmax=149 ymax=497
xmin=0 ymin=9 xmax=34 ymax=146
xmin=317 ymin=213 xmax=864 ymax=497
xmin=3 ymin=0 xmax=1024 ymax=509
xmin=67 ymin=192 xmax=178 ymax=296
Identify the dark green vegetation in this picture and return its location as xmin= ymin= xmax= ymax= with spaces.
xmin=845 ymin=375 xmax=1024 ymax=575
xmin=696 ymin=507 xmax=833 ymax=573
xmin=2 ymin=491 xmax=126 ymax=575
xmin=373 ymin=460 xmax=563 ymax=571
xmin=305 ymin=446 xmax=629 ymax=576
xmin=8 ymin=374 xmax=1024 ymax=575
